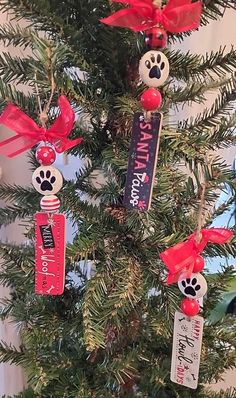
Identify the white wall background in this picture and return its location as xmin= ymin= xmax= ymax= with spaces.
xmin=0 ymin=6 xmax=235 ymax=396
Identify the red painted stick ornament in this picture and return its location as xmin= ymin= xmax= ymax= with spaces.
xmin=0 ymin=95 xmax=83 ymax=296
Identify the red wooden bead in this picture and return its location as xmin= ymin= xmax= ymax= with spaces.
xmin=181 ymin=298 xmax=199 ymax=317
xmin=36 ymin=146 xmax=56 ymax=166
xmin=145 ymin=27 xmax=168 ymax=49
xmin=140 ymin=88 xmax=162 ymax=111
xmin=193 ymin=255 xmax=205 ymax=273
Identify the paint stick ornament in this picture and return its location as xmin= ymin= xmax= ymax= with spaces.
xmin=171 ymin=311 xmax=204 ymax=389
xmin=123 ymin=112 xmax=162 ymax=211
xmin=35 ymin=212 xmax=66 ymax=295
xmin=0 ymin=96 xmax=83 ymax=297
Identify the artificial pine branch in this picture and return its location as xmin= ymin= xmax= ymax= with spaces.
xmin=0 ymin=1 xmax=235 ymax=397
xmin=169 ymin=47 xmax=236 ymax=82
xmin=0 ymin=79 xmax=36 ymax=111
xmin=0 ymin=22 xmax=34 ymax=49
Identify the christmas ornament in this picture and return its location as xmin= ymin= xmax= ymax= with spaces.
xmin=145 ymin=27 xmax=167 ymax=49
xmin=32 ymin=166 xmax=63 ymax=195
xmin=139 ymin=50 xmax=169 ymax=88
xmin=162 ymin=227 xmax=232 ymax=388
xmin=0 ymin=95 xmax=83 ymax=296
xmin=36 ymin=145 xmax=56 ymax=165
xmin=123 ymin=112 xmax=162 ymax=211
xmin=102 ymin=1 xmax=202 ymax=212
xmin=140 ymin=88 xmax=162 ymax=111
xmin=178 ymin=273 xmax=207 ymax=300
xmin=171 ymin=311 xmax=204 ymax=389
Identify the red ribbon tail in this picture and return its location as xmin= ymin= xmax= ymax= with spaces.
xmin=49 ymin=95 xmax=75 ymax=136
xmin=48 ymin=95 xmax=82 ymax=152
xmin=0 ymin=103 xmax=41 ymax=134
xmin=163 ymin=1 xmax=202 ymax=33
xmin=0 ymin=133 xmax=38 ymax=157
xmin=201 ymin=228 xmax=233 ymax=244
xmin=101 ymin=9 xmax=148 ymax=31
xmin=0 ymin=104 xmax=41 ymax=157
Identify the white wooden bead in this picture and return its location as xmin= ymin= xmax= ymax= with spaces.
xmin=178 ymin=273 xmax=208 ymax=299
xmin=139 ymin=50 xmax=169 ymax=88
xmin=32 ymin=166 xmax=63 ymax=195
xmin=40 ymin=195 xmax=61 ymax=213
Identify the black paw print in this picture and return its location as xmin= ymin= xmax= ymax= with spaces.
xmin=181 ymin=278 xmax=201 ymax=297
xmin=145 ymin=53 xmax=165 ymax=79
xmin=36 ymin=170 xmax=56 ymax=192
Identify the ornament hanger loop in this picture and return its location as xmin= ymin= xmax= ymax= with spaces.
xmin=153 ymin=0 xmax=162 ymax=8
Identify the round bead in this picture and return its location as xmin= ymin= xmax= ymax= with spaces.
xmin=32 ymin=166 xmax=63 ymax=196
xmin=40 ymin=195 xmax=61 ymax=213
xmin=36 ymin=146 xmax=56 ymax=166
xmin=178 ymin=273 xmax=207 ymax=300
xmin=193 ymin=256 xmax=205 ymax=273
xmin=145 ymin=27 xmax=168 ymax=49
xmin=140 ymin=88 xmax=162 ymax=111
xmin=139 ymin=50 xmax=169 ymax=88
xmin=181 ymin=298 xmax=199 ymax=317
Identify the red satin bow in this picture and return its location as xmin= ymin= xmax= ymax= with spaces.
xmin=0 ymin=95 xmax=83 ymax=158
xmin=101 ymin=0 xmax=202 ymax=33
xmin=160 ymin=228 xmax=233 ymax=284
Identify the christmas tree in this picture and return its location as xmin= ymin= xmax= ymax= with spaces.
xmin=0 ymin=0 xmax=236 ymax=397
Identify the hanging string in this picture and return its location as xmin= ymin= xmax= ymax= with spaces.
xmin=195 ymin=175 xmax=206 ymax=244
xmin=34 ymin=56 xmax=56 ymax=221
xmin=153 ymin=0 xmax=162 ymax=8
xmin=195 ymin=154 xmax=214 ymax=243
xmin=34 ymin=73 xmax=45 ymax=128
xmin=34 ymin=49 xmax=56 ymax=129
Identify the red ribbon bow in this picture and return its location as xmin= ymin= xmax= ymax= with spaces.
xmin=101 ymin=0 xmax=202 ymax=33
xmin=0 ymin=95 xmax=83 ymax=158
xmin=160 ymin=228 xmax=233 ymax=284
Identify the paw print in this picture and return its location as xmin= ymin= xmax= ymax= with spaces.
xmin=178 ymin=273 xmax=207 ymax=299
xmin=181 ymin=278 xmax=201 ymax=297
xmin=36 ymin=170 xmax=56 ymax=192
xmin=145 ymin=52 xmax=165 ymax=80
xmin=32 ymin=165 xmax=63 ymax=195
xmin=139 ymin=50 xmax=169 ymax=88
